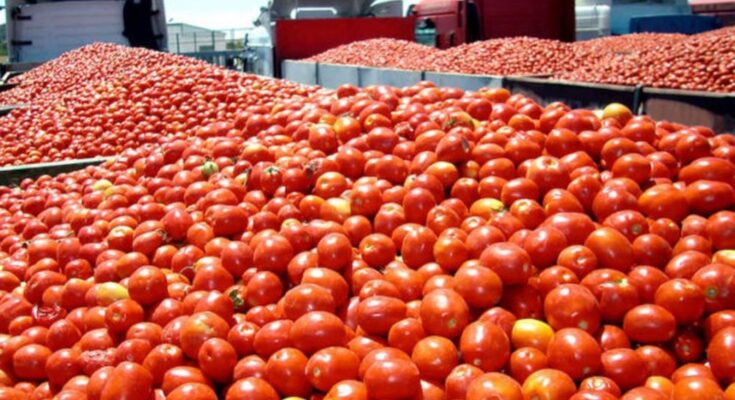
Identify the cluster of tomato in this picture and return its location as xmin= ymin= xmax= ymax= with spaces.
xmin=0 ymin=44 xmax=204 ymax=105
xmin=428 ymin=37 xmax=583 ymax=77
xmin=306 ymin=28 xmax=735 ymax=93
xmin=0 ymin=66 xmax=735 ymax=400
xmin=568 ymin=33 xmax=687 ymax=62
xmin=306 ymin=39 xmax=442 ymax=72
xmin=558 ymin=28 xmax=735 ymax=92
xmin=0 ymin=44 xmax=315 ymax=166
xmin=306 ymin=37 xmax=582 ymax=76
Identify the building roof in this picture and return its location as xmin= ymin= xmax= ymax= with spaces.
xmin=167 ymin=22 xmax=223 ymax=32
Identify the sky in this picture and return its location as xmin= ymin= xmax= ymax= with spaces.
xmin=164 ymin=0 xmax=268 ymax=30
xmin=0 ymin=0 xmax=269 ymax=30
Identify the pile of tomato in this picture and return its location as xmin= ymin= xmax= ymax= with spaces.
xmin=0 ymin=44 xmax=315 ymax=166
xmin=569 ymin=33 xmax=687 ymax=59
xmin=305 ymin=39 xmax=442 ymax=71
xmin=0 ymin=48 xmax=734 ymax=400
xmin=0 ymin=44 xmax=204 ymax=105
xmin=427 ymin=37 xmax=583 ymax=77
xmin=558 ymin=28 xmax=735 ymax=92
xmin=305 ymin=28 xmax=735 ymax=93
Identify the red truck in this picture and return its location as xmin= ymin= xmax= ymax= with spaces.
xmin=411 ymin=0 xmax=576 ymax=49
xmin=690 ymin=0 xmax=735 ymax=25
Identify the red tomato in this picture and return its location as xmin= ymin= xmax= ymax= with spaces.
xmin=672 ymin=377 xmax=725 ymax=400
xmin=522 ymin=369 xmax=577 ymax=400
xmin=357 ymin=296 xmax=406 ymax=336
xmin=290 ymin=311 xmax=346 ymax=354
xmin=600 ymin=348 xmax=647 ymax=390
xmin=623 ymin=304 xmax=677 ymax=344
xmin=453 ymin=263 xmax=503 ymax=309
xmin=305 ymin=347 xmax=359 ymax=392
xmin=420 ymin=289 xmax=470 ymax=339
xmin=225 ymin=378 xmax=279 ymax=400
xmin=166 ymin=383 xmax=218 ymax=400
xmin=707 ymin=327 xmax=735 ymax=383
xmin=479 ymin=243 xmax=534 ymax=286
xmin=544 ymin=284 xmax=601 ymax=334
xmin=411 ymin=335 xmax=458 ymax=381
xmin=100 ymin=362 xmax=153 ymax=400
xmin=460 ymin=320 xmax=510 ymax=372
xmin=324 ymin=379 xmax=368 ymax=400
xmin=179 ymin=312 xmax=229 ymax=359
xmin=546 ymin=328 xmax=602 ymax=380
xmin=708 ymin=211 xmax=735 ymax=251
xmin=445 ymin=364 xmax=484 ymax=399
xmin=265 ymin=348 xmax=312 ymax=397
xmin=363 ymin=357 xmax=421 ymax=400
xmin=467 ymin=372 xmax=523 ymax=400
xmin=584 ymin=228 xmax=634 ymax=272
xmin=654 ymin=279 xmax=705 ymax=325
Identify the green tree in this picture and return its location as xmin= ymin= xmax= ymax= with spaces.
xmin=226 ymin=39 xmax=244 ymax=50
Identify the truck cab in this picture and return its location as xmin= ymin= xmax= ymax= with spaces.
xmin=411 ymin=0 xmax=576 ymax=49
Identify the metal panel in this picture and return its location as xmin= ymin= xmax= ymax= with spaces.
xmin=317 ymin=63 xmax=360 ymax=89
xmin=424 ymin=71 xmax=503 ymax=91
xmin=0 ymin=157 xmax=111 ymax=187
xmin=640 ymin=88 xmax=735 ymax=132
xmin=282 ymin=60 xmax=318 ymax=85
xmin=0 ymin=104 xmax=29 ymax=116
xmin=358 ymin=67 xmax=423 ymax=88
xmin=503 ymin=77 xmax=641 ymax=111
xmin=11 ymin=1 xmax=127 ymax=63
xmin=5 ymin=0 xmax=168 ymax=63
xmin=0 ymin=83 xmax=18 ymax=93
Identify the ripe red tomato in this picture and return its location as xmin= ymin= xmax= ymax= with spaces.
xmin=479 ymin=243 xmax=534 ymax=285
xmin=601 ymin=348 xmax=647 ymax=390
xmin=357 ymin=295 xmax=406 ymax=336
xmin=265 ymin=348 xmax=312 ymax=397
xmin=672 ymin=377 xmax=725 ymax=400
xmin=707 ymin=327 xmax=735 ymax=383
xmin=420 ymin=289 xmax=470 ymax=339
xmin=467 ymin=372 xmax=523 ymax=400
xmin=198 ymin=338 xmax=237 ymax=383
xmin=544 ymin=284 xmax=601 ymax=334
xmin=225 ymin=377 xmax=279 ymax=400
xmin=363 ymin=357 xmax=421 ymax=400
xmin=290 ymin=311 xmax=346 ymax=354
xmin=324 ymin=379 xmax=368 ymax=400
xmin=623 ymin=304 xmax=677 ymax=344
xmin=453 ymin=263 xmax=503 ymax=308
xmin=179 ymin=312 xmax=229 ymax=359
xmin=584 ymin=227 xmax=634 ymax=272
xmin=304 ymin=347 xmax=359 ymax=392
xmin=654 ymin=279 xmax=705 ymax=325
xmin=460 ymin=320 xmax=510 ymax=372
xmin=411 ymin=335 xmax=458 ymax=381
xmin=99 ymin=362 xmax=153 ymax=400
xmin=167 ymin=383 xmax=218 ymax=400
xmin=522 ymin=369 xmax=577 ymax=400
xmin=546 ymin=328 xmax=602 ymax=380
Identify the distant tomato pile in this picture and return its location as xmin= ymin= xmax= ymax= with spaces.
xmin=0 ymin=44 xmax=202 ymax=105
xmin=305 ymin=39 xmax=442 ymax=71
xmin=428 ymin=37 xmax=581 ymax=77
xmin=0 ymin=44 xmax=315 ymax=166
xmin=559 ymin=28 xmax=735 ymax=92
xmin=304 ymin=29 xmax=735 ymax=92
xmin=0 ymin=50 xmax=732 ymax=399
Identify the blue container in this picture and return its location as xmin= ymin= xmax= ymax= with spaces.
xmin=629 ymin=14 xmax=723 ymax=34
